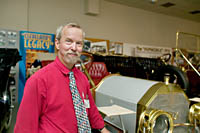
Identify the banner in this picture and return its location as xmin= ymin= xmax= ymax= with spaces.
xmin=19 ymin=31 xmax=55 ymax=102
xmin=123 ymin=43 xmax=172 ymax=58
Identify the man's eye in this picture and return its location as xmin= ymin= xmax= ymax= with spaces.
xmin=76 ymin=42 xmax=83 ymax=46
xmin=66 ymin=40 xmax=72 ymax=44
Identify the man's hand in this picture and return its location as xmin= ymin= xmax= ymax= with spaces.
xmin=101 ymin=127 xmax=110 ymax=133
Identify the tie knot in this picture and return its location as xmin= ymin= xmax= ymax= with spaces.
xmin=69 ymin=71 xmax=75 ymax=81
xmin=69 ymin=71 xmax=74 ymax=76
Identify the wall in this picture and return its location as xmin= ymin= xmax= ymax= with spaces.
xmin=0 ymin=0 xmax=200 ymax=48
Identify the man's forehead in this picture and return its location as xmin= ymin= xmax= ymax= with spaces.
xmin=63 ymin=25 xmax=81 ymax=30
xmin=60 ymin=27 xmax=83 ymax=41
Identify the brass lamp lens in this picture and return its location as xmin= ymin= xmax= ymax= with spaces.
xmin=153 ymin=114 xmax=170 ymax=133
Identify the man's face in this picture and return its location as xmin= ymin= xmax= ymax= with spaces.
xmin=55 ymin=26 xmax=83 ymax=68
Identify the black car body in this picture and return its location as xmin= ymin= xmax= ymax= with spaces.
xmin=0 ymin=48 xmax=21 ymax=132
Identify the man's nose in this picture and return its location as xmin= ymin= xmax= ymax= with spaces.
xmin=71 ymin=42 xmax=77 ymax=50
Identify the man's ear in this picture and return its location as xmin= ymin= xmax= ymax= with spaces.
xmin=55 ymin=39 xmax=60 ymax=50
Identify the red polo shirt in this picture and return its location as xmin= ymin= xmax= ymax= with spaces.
xmin=14 ymin=57 xmax=104 ymax=133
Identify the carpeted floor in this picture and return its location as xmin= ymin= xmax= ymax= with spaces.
xmin=6 ymin=103 xmax=19 ymax=133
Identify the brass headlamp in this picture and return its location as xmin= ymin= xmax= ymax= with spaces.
xmin=189 ymin=103 xmax=200 ymax=126
xmin=138 ymin=109 xmax=174 ymax=133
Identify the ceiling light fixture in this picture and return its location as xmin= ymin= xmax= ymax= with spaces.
xmin=150 ymin=0 xmax=158 ymax=3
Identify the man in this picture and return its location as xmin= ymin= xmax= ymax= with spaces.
xmin=14 ymin=23 xmax=110 ymax=133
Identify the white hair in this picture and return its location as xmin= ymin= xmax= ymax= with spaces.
xmin=55 ymin=23 xmax=85 ymax=40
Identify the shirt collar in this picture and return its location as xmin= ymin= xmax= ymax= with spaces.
xmin=55 ymin=56 xmax=78 ymax=76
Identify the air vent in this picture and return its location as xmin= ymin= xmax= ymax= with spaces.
xmin=189 ymin=10 xmax=200 ymax=14
xmin=160 ymin=2 xmax=175 ymax=8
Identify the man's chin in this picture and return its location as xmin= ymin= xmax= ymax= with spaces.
xmin=66 ymin=58 xmax=80 ymax=65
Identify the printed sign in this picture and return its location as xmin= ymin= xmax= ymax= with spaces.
xmin=19 ymin=31 xmax=55 ymax=102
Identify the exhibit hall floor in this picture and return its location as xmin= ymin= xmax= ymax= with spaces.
xmin=6 ymin=103 xmax=19 ymax=133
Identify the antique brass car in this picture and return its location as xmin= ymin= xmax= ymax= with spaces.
xmin=95 ymin=75 xmax=200 ymax=133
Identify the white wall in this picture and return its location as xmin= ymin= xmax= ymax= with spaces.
xmin=0 ymin=0 xmax=200 ymax=48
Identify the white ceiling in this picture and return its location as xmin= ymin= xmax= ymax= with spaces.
xmin=106 ymin=0 xmax=200 ymax=23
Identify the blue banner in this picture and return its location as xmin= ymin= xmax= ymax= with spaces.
xmin=19 ymin=31 xmax=55 ymax=103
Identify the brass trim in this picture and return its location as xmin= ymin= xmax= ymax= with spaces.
xmin=189 ymin=103 xmax=200 ymax=125
xmin=173 ymin=123 xmax=193 ymax=127
xmin=137 ymin=109 xmax=173 ymax=133
xmin=80 ymin=62 xmax=96 ymax=88
xmin=175 ymin=49 xmax=200 ymax=77
xmin=138 ymin=83 xmax=163 ymax=107
xmin=138 ymin=83 xmax=188 ymax=107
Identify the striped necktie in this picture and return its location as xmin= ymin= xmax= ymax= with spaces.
xmin=69 ymin=71 xmax=91 ymax=133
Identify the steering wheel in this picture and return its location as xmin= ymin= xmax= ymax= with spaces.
xmin=78 ymin=52 xmax=94 ymax=70
xmin=75 ymin=51 xmax=94 ymax=71
xmin=158 ymin=53 xmax=171 ymax=64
